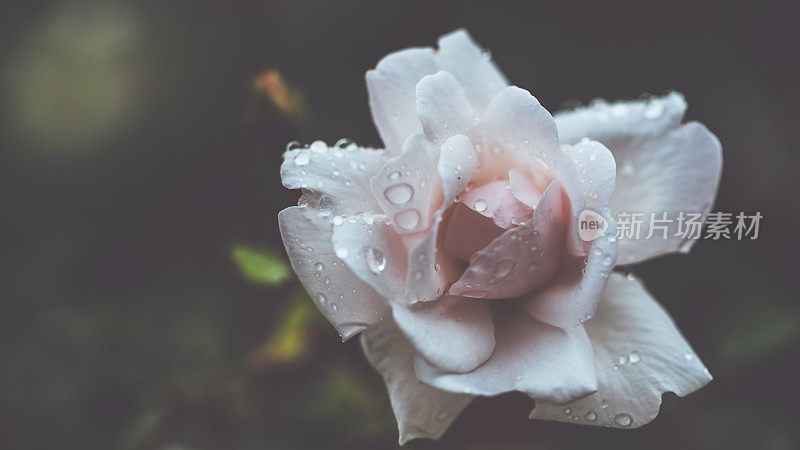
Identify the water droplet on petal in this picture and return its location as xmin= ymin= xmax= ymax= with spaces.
xmin=394 ymin=209 xmax=421 ymax=230
xmin=614 ymin=413 xmax=632 ymax=427
xmin=684 ymin=352 xmax=695 ymax=361
xmin=629 ymin=351 xmax=641 ymax=364
xmin=563 ymin=407 xmax=572 ymax=415
xmin=297 ymin=196 xmax=308 ymax=208
xmin=293 ymin=152 xmax=310 ymax=166
xmin=335 ymin=247 xmax=348 ymax=258
xmin=585 ymin=410 xmax=597 ymax=421
xmin=318 ymin=294 xmax=327 ymax=303
xmin=310 ymin=140 xmax=327 ymax=153
xmin=475 ymin=199 xmax=487 ymax=212
xmin=384 ymin=183 xmax=414 ymax=204
xmin=388 ymin=171 xmax=401 ymax=180
xmin=364 ymin=247 xmax=387 ymax=273
xmin=314 ymin=262 xmax=324 ymax=271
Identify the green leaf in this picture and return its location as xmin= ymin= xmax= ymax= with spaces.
xmin=231 ymin=245 xmax=291 ymax=286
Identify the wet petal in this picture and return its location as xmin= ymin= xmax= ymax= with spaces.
xmin=435 ymin=29 xmax=507 ymax=113
xmin=414 ymin=307 xmax=597 ymax=404
xmin=508 ymin=168 xmax=542 ymax=208
xmin=281 ymin=143 xmax=386 ymax=216
xmin=393 ymin=295 xmax=495 ymax=373
xmin=331 ymin=214 xmax=408 ymax=304
xmin=416 ymin=71 xmax=475 ymax=147
xmin=443 ymin=203 xmax=505 ymax=262
xmin=362 ymin=321 xmax=472 ymax=444
xmin=530 ymin=273 xmax=712 ymax=428
xmin=405 ymin=135 xmax=477 ymax=302
xmin=460 ymin=179 xmax=533 ymax=229
xmin=523 ymin=211 xmax=618 ymax=328
xmin=278 ymin=206 xmax=389 ymax=340
xmin=563 ymin=139 xmax=616 ymax=212
xmin=449 ymin=179 xmax=566 ymax=299
xmin=366 ymin=48 xmax=438 ymax=155
xmin=370 ymin=133 xmax=438 ymax=234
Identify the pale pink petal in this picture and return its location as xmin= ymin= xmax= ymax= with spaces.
xmin=416 ymin=71 xmax=475 ymax=147
xmin=563 ymin=139 xmax=616 ymax=212
xmin=523 ymin=211 xmax=618 ymax=328
xmin=405 ymin=135 xmax=477 ymax=302
xmin=393 ymin=295 xmax=495 ymax=373
xmin=508 ymin=168 xmax=542 ymax=207
xmin=435 ymin=29 xmax=507 ymax=113
xmin=554 ymin=148 xmax=587 ymax=257
xmin=530 ymin=273 xmax=712 ymax=428
xmin=361 ymin=321 xmax=472 ymax=445
xmin=449 ymin=180 xmax=566 ymax=299
xmin=554 ymin=94 xmax=722 ymax=264
xmin=608 ymin=123 xmax=722 ymax=264
xmin=460 ymin=179 xmax=533 ymax=229
xmin=370 ymin=133 xmax=438 ymax=234
xmin=278 ymin=206 xmax=389 ymax=340
xmin=414 ymin=307 xmax=597 ymax=404
xmin=331 ymin=214 xmax=408 ymax=304
xmin=366 ymin=48 xmax=438 ymax=155
xmin=281 ymin=143 xmax=386 ymax=216
xmin=476 ymin=86 xmax=559 ymax=186
xmin=442 ymin=203 xmax=505 ymax=262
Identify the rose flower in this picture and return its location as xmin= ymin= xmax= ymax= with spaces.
xmin=278 ymin=29 xmax=721 ymax=444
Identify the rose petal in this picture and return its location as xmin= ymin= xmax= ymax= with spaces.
xmin=331 ymin=214 xmax=408 ymax=304
xmin=476 ymin=86 xmax=559 ymax=186
xmin=608 ymin=123 xmax=722 ymax=264
xmin=435 ymin=29 xmax=507 ymax=113
xmin=554 ymin=94 xmax=722 ymax=264
xmin=508 ymin=168 xmax=542 ymax=208
xmin=530 ymin=273 xmax=713 ymax=428
xmin=563 ymin=139 xmax=616 ymax=212
xmin=281 ymin=143 xmax=386 ymax=216
xmin=442 ymin=203 xmax=505 ymax=262
xmin=414 ymin=306 xmax=597 ymax=404
xmin=361 ymin=321 xmax=473 ymax=445
xmin=405 ymin=135 xmax=477 ymax=302
xmin=393 ymin=295 xmax=495 ymax=373
xmin=416 ymin=71 xmax=475 ymax=147
xmin=523 ymin=211 xmax=618 ymax=328
xmin=449 ymin=179 xmax=566 ymax=299
xmin=366 ymin=48 xmax=438 ymax=156
xmin=370 ymin=133 xmax=439 ymax=234
xmin=278 ymin=206 xmax=389 ymax=340
xmin=460 ymin=179 xmax=533 ymax=229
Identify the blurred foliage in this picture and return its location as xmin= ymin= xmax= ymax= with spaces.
xmin=230 ymin=244 xmax=291 ymax=287
xmin=716 ymin=303 xmax=800 ymax=368
xmin=252 ymin=69 xmax=308 ymax=126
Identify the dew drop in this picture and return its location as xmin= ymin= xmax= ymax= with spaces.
xmin=332 ymin=215 xmax=344 ymax=226
xmin=310 ymin=140 xmax=327 ymax=153
xmin=601 ymin=399 xmax=609 ymax=409
xmin=384 ymin=183 xmax=414 ymax=204
xmin=318 ymin=294 xmax=327 ymax=304
xmin=314 ymin=262 xmax=324 ymax=271
xmin=585 ymin=410 xmax=597 ymax=421
xmin=495 ymin=258 xmax=515 ymax=278
xmin=286 ymin=141 xmax=301 ymax=152
xmin=475 ymin=199 xmax=487 ymax=212
xmin=684 ymin=352 xmax=695 ymax=361
xmin=365 ymin=247 xmax=387 ymax=273
xmin=297 ymin=196 xmax=308 ymax=208
xmin=614 ymin=413 xmax=632 ymax=427
xmin=335 ymin=247 xmax=349 ymax=258
xmin=394 ymin=209 xmax=421 ymax=230
xmin=293 ymin=152 xmax=310 ymax=166
xmin=629 ymin=351 xmax=641 ymax=364
xmin=563 ymin=407 xmax=571 ymax=415
xmin=388 ymin=171 xmax=401 ymax=180
xmin=318 ymin=196 xmax=333 ymax=216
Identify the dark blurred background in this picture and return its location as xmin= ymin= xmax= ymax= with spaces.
xmin=1 ymin=0 xmax=799 ymax=449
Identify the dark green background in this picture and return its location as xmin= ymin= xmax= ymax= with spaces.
xmin=2 ymin=0 xmax=798 ymax=448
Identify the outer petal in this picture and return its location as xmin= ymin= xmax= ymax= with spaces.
xmin=476 ymin=86 xmax=559 ymax=186
xmin=405 ymin=135 xmax=477 ymax=302
xmin=331 ymin=214 xmax=408 ymax=304
xmin=414 ymin=307 xmax=597 ymax=404
xmin=370 ymin=133 xmax=439 ymax=234
xmin=554 ymin=94 xmax=722 ymax=264
xmin=281 ymin=143 xmax=386 ymax=216
xmin=393 ymin=295 xmax=495 ymax=373
xmin=435 ymin=29 xmax=507 ymax=113
xmin=278 ymin=206 xmax=389 ymax=340
xmin=523 ymin=212 xmax=618 ymax=328
xmin=449 ymin=179 xmax=566 ymax=299
xmin=416 ymin=71 xmax=475 ymax=147
xmin=361 ymin=321 xmax=472 ymax=445
xmin=530 ymin=273 xmax=713 ymax=428
xmin=366 ymin=48 xmax=438 ymax=155
xmin=608 ymin=123 xmax=722 ymax=264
